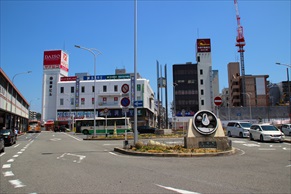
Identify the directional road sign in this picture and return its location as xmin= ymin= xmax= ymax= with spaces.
xmin=134 ymin=100 xmax=143 ymax=107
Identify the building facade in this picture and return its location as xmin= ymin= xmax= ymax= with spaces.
xmin=41 ymin=50 xmax=156 ymax=128
xmin=0 ymin=68 xmax=30 ymax=132
xmin=227 ymin=62 xmax=269 ymax=107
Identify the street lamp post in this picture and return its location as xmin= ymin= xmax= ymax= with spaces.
xmin=75 ymin=45 xmax=101 ymax=137
xmin=276 ymin=62 xmax=291 ymax=123
xmin=173 ymin=83 xmax=178 ymax=130
xmin=10 ymin=71 xmax=32 ymax=129
xmin=242 ymin=92 xmax=252 ymax=121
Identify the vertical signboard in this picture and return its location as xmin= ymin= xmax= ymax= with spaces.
xmin=75 ymin=77 xmax=80 ymax=107
xmin=131 ymin=76 xmax=135 ymax=106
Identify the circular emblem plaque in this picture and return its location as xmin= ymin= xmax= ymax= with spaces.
xmin=192 ymin=110 xmax=218 ymax=135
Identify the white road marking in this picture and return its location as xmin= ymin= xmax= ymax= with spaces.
xmin=156 ymin=184 xmax=200 ymax=194
xmin=9 ymin=179 xmax=26 ymax=188
xmin=7 ymin=159 xmax=14 ymax=162
xmin=21 ymin=149 xmax=25 ymax=151
xmin=65 ymin=133 xmax=82 ymax=141
xmin=234 ymin=147 xmax=245 ymax=156
xmin=283 ymin=147 xmax=291 ymax=150
xmin=232 ymin=140 xmax=246 ymax=144
xmin=17 ymin=152 xmax=23 ymax=154
xmin=57 ymin=153 xmax=86 ymax=163
xmin=2 ymin=164 xmax=11 ymax=168
xmin=258 ymin=148 xmax=276 ymax=151
xmin=50 ymin=138 xmax=61 ymax=141
xmin=286 ymin=165 xmax=291 ymax=167
xmin=0 ymin=152 xmax=5 ymax=157
xmin=13 ymin=155 xmax=19 ymax=158
xmin=14 ymin=144 xmax=20 ymax=148
xmin=243 ymin=144 xmax=260 ymax=147
xmin=3 ymin=171 xmax=14 ymax=177
xmin=109 ymin=152 xmax=119 ymax=156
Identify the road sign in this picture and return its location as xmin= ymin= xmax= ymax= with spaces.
xmin=121 ymin=84 xmax=129 ymax=93
xmin=121 ymin=97 xmax=130 ymax=107
xmin=214 ymin=96 xmax=222 ymax=106
xmin=134 ymin=100 xmax=143 ymax=107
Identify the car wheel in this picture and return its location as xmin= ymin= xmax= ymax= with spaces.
xmin=250 ymin=133 xmax=253 ymax=140
xmin=260 ymin=135 xmax=264 ymax=142
xmin=227 ymin=131 xmax=232 ymax=137
xmin=239 ymin=132 xmax=243 ymax=138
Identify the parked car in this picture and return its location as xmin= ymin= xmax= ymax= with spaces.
xmin=281 ymin=124 xmax=291 ymax=136
xmin=137 ymin=126 xmax=156 ymax=134
xmin=0 ymin=135 xmax=5 ymax=153
xmin=0 ymin=129 xmax=17 ymax=145
xmin=249 ymin=124 xmax=285 ymax=142
xmin=226 ymin=121 xmax=251 ymax=138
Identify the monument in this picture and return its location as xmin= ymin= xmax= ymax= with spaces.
xmin=184 ymin=110 xmax=231 ymax=151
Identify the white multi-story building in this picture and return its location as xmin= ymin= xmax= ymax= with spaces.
xmin=41 ymin=50 xmax=156 ymax=128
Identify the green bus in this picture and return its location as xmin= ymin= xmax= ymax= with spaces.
xmin=75 ymin=117 xmax=132 ymax=135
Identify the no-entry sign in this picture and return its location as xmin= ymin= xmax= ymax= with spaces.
xmin=214 ymin=96 xmax=222 ymax=106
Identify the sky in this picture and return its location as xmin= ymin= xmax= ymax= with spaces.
xmin=1 ymin=0 xmax=290 ymax=114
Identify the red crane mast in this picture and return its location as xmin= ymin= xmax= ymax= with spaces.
xmin=234 ymin=0 xmax=247 ymax=106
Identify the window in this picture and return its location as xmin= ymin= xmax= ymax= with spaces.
xmin=81 ymin=98 xmax=85 ymax=105
xmin=103 ymin=85 xmax=107 ymax=92
xmin=200 ymin=69 xmax=203 ymax=75
xmin=114 ymin=85 xmax=118 ymax=92
xmin=103 ymin=97 xmax=107 ymax=104
xmin=197 ymin=56 xmax=200 ymax=62
xmin=92 ymin=98 xmax=94 ymax=105
xmin=70 ymin=98 xmax=74 ymax=105
xmin=81 ymin=86 xmax=85 ymax=93
xmin=60 ymin=87 xmax=64 ymax=93
xmin=71 ymin=86 xmax=74 ymax=93
xmin=60 ymin=98 xmax=64 ymax=105
xmin=137 ymin=84 xmax=141 ymax=91
xmin=200 ymin=79 xmax=203 ymax=85
xmin=201 ymin=99 xmax=204 ymax=105
xmin=201 ymin=89 xmax=204 ymax=95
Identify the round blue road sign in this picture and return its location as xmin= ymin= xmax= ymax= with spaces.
xmin=121 ymin=97 xmax=130 ymax=107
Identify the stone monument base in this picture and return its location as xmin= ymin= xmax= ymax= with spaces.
xmin=184 ymin=136 xmax=231 ymax=151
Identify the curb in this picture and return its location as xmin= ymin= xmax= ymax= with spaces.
xmin=113 ymin=147 xmax=237 ymax=157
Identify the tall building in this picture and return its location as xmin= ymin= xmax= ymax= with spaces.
xmin=172 ymin=38 xmax=215 ymax=117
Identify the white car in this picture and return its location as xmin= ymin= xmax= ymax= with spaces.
xmin=281 ymin=124 xmax=291 ymax=136
xmin=226 ymin=121 xmax=251 ymax=138
xmin=249 ymin=124 xmax=285 ymax=142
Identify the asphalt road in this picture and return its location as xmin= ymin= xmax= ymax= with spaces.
xmin=0 ymin=131 xmax=290 ymax=194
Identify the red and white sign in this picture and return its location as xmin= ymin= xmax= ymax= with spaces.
xmin=43 ymin=50 xmax=69 ymax=72
xmin=121 ymin=84 xmax=129 ymax=93
xmin=214 ymin=96 xmax=222 ymax=106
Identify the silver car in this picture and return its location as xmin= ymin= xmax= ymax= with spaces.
xmin=249 ymin=124 xmax=285 ymax=142
xmin=281 ymin=124 xmax=291 ymax=136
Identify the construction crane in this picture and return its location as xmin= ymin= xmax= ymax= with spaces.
xmin=234 ymin=0 xmax=247 ymax=106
